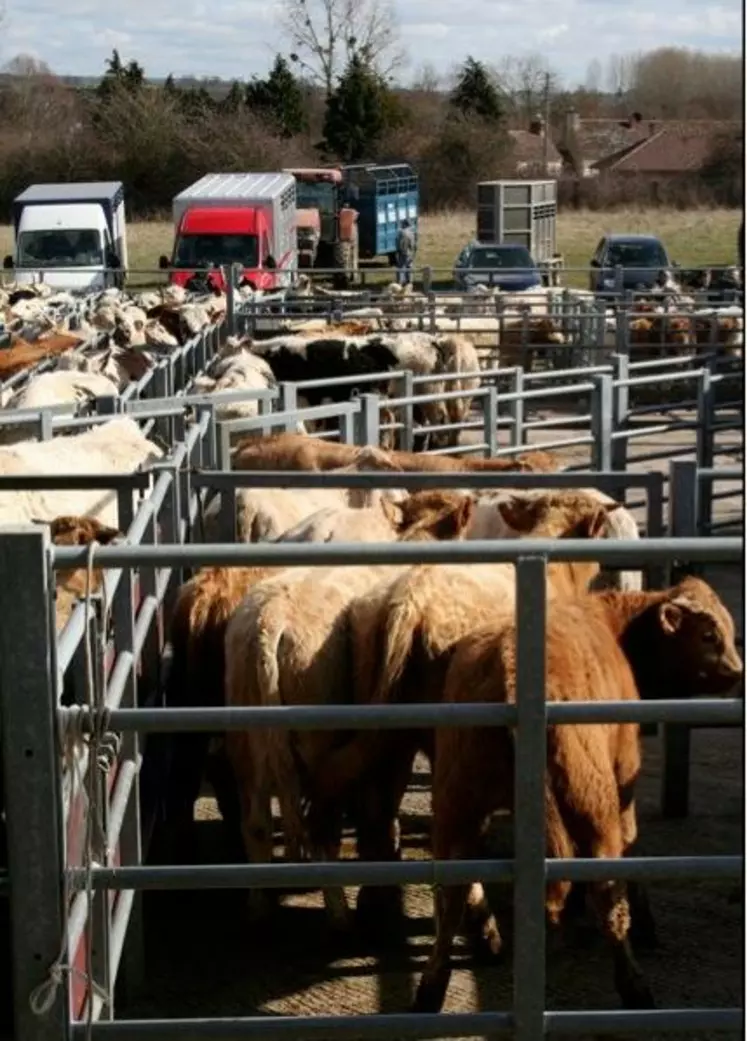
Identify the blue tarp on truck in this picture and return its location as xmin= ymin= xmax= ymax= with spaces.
xmin=341 ymin=163 xmax=419 ymax=261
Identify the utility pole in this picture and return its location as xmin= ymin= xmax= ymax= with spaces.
xmin=542 ymin=71 xmax=551 ymax=176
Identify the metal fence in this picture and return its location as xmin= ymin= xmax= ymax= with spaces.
xmin=0 ymin=513 xmax=742 ymax=1040
xmin=0 ymin=271 xmax=743 ymax=1037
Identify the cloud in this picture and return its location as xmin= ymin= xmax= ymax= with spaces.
xmin=0 ymin=0 xmax=741 ymax=84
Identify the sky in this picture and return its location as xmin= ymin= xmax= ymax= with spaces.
xmin=0 ymin=0 xmax=742 ymax=87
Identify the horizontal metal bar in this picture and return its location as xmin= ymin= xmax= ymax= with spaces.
xmin=188 ymin=469 xmax=661 ymax=491
xmin=0 ymin=472 xmax=151 ymax=491
xmin=699 ymin=468 xmax=743 ymax=481
xmin=50 ymin=537 xmax=743 ymax=570
xmin=59 ymin=697 xmax=743 ymax=734
xmin=69 ymin=1007 xmax=745 ymax=1040
xmin=616 ymin=369 xmax=704 ymax=389
xmin=67 ymin=853 xmax=742 ymax=893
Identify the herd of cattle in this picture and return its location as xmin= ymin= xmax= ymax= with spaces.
xmin=0 ymin=277 xmax=743 ymax=456
xmin=0 ymin=272 xmax=743 ymax=1017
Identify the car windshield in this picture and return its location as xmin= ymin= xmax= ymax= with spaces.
xmin=294 ymin=181 xmax=336 ymax=214
xmin=469 ymin=246 xmax=534 ymax=269
xmin=17 ymin=229 xmax=104 ymax=268
xmin=173 ymin=233 xmax=259 ymax=269
xmin=605 ymin=241 xmax=667 ymax=268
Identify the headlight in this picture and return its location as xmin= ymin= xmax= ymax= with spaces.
xmin=602 ymin=278 xmax=616 ymax=289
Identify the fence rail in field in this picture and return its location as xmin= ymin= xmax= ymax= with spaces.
xmin=0 ymin=517 xmax=742 ymax=1041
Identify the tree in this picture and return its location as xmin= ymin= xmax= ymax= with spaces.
xmin=97 ymin=49 xmax=145 ymax=101
xmin=493 ymin=54 xmax=560 ymax=124
xmin=245 ymin=55 xmax=307 ymax=137
xmin=279 ymin=0 xmax=403 ymax=97
xmin=322 ymin=53 xmax=395 ymax=161
xmin=2 ymin=53 xmax=54 ymax=78
xmin=449 ymin=57 xmax=505 ymax=124
xmin=221 ymin=81 xmax=245 ymax=114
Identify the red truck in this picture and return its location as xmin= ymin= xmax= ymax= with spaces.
xmin=159 ymin=172 xmax=298 ymax=292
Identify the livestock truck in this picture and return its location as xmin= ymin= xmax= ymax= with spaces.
xmin=3 ymin=181 xmax=128 ymax=291
xmin=284 ymin=163 xmax=419 ymax=287
xmin=160 ymin=172 xmax=298 ymax=292
xmin=476 ymin=179 xmax=563 ymax=285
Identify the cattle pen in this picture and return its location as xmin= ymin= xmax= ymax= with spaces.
xmin=0 ymin=274 xmax=743 ymax=1041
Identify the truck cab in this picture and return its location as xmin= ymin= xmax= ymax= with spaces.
xmin=3 ymin=181 xmax=128 ymax=291
xmin=160 ymin=173 xmax=297 ymax=293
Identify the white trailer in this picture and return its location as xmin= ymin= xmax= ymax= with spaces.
xmin=4 ymin=181 xmax=128 ymax=291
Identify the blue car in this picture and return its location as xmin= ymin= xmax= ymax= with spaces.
xmin=453 ymin=241 xmax=542 ymax=291
xmin=590 ymin=233 xmax=672 ymax=297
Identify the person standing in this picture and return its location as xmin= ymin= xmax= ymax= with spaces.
xmin=395 ymin=218 xmax=416 ymax=287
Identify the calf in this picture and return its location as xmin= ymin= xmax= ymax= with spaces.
xmin=413 ymin=576 xmax=742 ymax=1014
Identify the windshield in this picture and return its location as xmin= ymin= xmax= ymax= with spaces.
xmin=17 ymin=229 xmax=104 ymax=268
xmin=294 ymin=181 xmax=336 ymax=214
xmin=605 ymin=241 xmax=667 ymax=268
xmin=470 ymin=246 xmax=534 ymax=269
xmin=173 ymin=233 xmax=259 ymax=269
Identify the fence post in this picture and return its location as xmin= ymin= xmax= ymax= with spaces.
xmin=355 ymin=393 xmax=380 ymax=447
xmin=422 ymin=265 xmax=433 ymax=295
xmin=509 ymin=367 xmax=525 ymax=449
xmin=610 ymin=354 xmax=629 ymax=500
xmin=660 ymin=459 xmax=698 ymax=819
xmin=482 ymin=385 xmax=498 ymax=458
xmin=614 ymin=264 xmax=624 ymax=299
xmin=399 ymin=371 xmax=415 ymax=453
xmin=224 ymin=265 xmax=235 ymax=336
xmin=0 ymin=527 xmax=70 ymax=1041
xmin=590 ymin=373 xmax=613 ymax=471
xmin=513 ymin=555 xmax=547 ymax=1041
xmin=279 ymin=383 xmax=298 ymax=433
xmin=696 ymin=366 xmax=714 ymax=534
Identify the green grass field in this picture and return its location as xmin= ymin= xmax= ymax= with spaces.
xmin=0 ymin=207 xmax=740 ymax=290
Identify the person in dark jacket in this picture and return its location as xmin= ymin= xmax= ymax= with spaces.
xmin=395 ymin=219 xmax=416 ymax=286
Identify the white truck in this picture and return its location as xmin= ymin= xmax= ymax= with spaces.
xmin=3 ymin=181 xmax=128 ymax=291
xmin=159 ymin=172 xmax=298 ymax=292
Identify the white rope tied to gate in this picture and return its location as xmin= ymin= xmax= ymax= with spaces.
xmin=28 ymin=541 xmax=114 ymax=1032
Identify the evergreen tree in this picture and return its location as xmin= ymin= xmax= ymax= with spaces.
xmin=97 ymin=49 xmax=145 ymax=101
xmin=163 ymin=73 xmax=178 ymax=97
xmin=449 ymin=56 xmax=505 ymax=123
xmin=245 ymin=55 xmax=307 ymax=137
xmin=221 ymin=80 xmax=245 ymax=114
xmin=322 ymin=54 xmax=393 ymax=162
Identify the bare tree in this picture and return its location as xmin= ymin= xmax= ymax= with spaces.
xmin=411 ymin=61 xmax=441 ymax=93
xmin=278 ymin=0 xmax=404 ymax=97
xmin=585 ymin=59 xmax=602 ymax=93
xmin=2 ymin=53 xmax=54 ymax=77
xmin=493 ymin=54 xmax=560 ymax=123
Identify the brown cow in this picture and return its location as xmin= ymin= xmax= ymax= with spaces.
xmin=413 ymin=576 xmax=742 ymax=1014
xmin=233 ymin=431 xmax=558 ymax=474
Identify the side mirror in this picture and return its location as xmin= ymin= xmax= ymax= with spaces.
xmin=671 ymin=260 xmax=680 ymax=270
xmin=3 ymin=255 xmax=13 ymax=269
xmin=590 ymin=258 xmax=600 ymax=268
xmin=107 ymin=252 xmax=120 ymax=269
xmin=265 ymin=255 xmax=277 ymax=270
xmin=158 ymin=255 xmax=169 ymax=270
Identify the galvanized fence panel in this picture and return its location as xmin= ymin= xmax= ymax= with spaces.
xmin=0 ymin=528 xmax=742 ymax=1039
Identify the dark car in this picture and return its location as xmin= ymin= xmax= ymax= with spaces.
xmin=453 ymin=241 xmax=542 ymax=292
xmin=589 ymin=233 xmax=672 ymax=297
